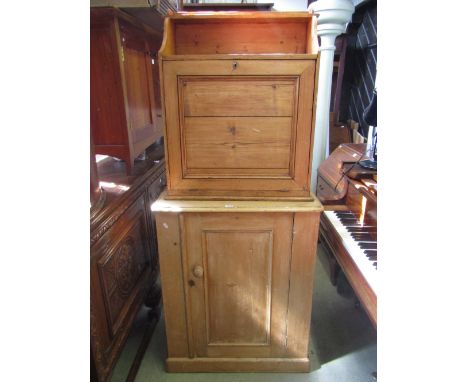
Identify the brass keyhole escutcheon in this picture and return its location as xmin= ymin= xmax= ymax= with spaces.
xmin=192 ymin=265 xmax=204 ymax=278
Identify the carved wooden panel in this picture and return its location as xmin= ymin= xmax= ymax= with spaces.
xmin=91 ymin=192 xmax=155 ymax=382
xmin=97 ymin=207 xmax=151 ymax=337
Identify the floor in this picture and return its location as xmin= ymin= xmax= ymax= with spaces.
xmin=111 ymin=243 xmax=377 ymax=382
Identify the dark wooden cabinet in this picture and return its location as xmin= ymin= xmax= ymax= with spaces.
xmin=91 ymin=8 xmax=163 ymax=173
xmin=90 ymin=151 xmax=165 ymax=382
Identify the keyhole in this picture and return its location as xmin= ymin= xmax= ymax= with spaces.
xmin=188 ymin=280 xmax=195 ymax=287
xmin=232 ymin=61 xmax=238 ymax=70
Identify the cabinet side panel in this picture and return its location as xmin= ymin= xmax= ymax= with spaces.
xmin=285 ymin=212 xmax=320 ymax=358
xmin=155 ymin=212 xmax=189 ymax=357
xmin=90 ymin=23 xmax=127 ymax=145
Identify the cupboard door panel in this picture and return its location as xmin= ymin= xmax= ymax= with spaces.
xmin=204 ymin=230 xmax=272 ymax=346
xmin=183 ymin=213 xmax=293 ymax=358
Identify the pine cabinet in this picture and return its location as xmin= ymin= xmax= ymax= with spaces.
xmin=153 ymin=10 xmax=323 ymax=373
xmin=91 ymin=8 xmax=163 ymax=174
xmin=153 ymin=195 xmax=323 ymax=372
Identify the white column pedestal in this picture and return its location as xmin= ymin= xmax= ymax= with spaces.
xmin=309 ymin=0 xmax=355 ymax=191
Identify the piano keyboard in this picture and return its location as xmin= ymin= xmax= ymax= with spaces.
xmin=324 ymin=210 xmax=378 ymax=294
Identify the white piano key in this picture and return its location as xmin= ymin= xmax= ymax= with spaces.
xmin=324 ymin=210 xmax=378 ymax=294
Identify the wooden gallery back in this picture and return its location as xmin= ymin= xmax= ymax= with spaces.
xmin=152 ymin=11 xmax=323 ymax=372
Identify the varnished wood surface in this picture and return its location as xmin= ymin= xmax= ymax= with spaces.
xmin=185 ymin=213 xmax=292 ymax=358
xmin=171 ymin=11 xmax=314 ymax=21
xmin=184 ymin=116 xmax=292 ymax=173
xmin=91 ymin=151 xmax=165 ymax=382
xmin=158 ymin=11 xmax=319 ymax=197
xmin=165 ymin=357 xmax=311 ymax=373
xmin=91 ymin=8 xmax=163 ymax=174
xmin=93 ymin=142 xmax=164 ymax=212
xmin=161 ymin=53 xmax=318 ymax=60
xmin=316 ymin=143 xmax=366 ymax=203
xmin=317 ymin=144 xmax=377 ymax=328
xmin=152 ymin=190 xmax=323 ymax=213
xmin=320 ymin=212 xmax=377 ymax=327
xmin=174 ymin=21 xmax=309 ymax=55
xmin=181 ymin=3 xmax=274 ymax=11
xmin=182 ymin=78 xmax=296 ymax=117
xmin=155 ymin=209 xmax=321 ymax=372
xmin=161 ymin=59 xmax=316 ymax=197
xmin=154 ymin=213 xmax=190 ymax=358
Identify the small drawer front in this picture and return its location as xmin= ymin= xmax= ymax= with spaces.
xmin=182 ymin=77 xmax=296 ymax=117
xmin=184 ymin=116 xmax=292 ymax=173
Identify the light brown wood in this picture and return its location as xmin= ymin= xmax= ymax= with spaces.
xmin=182 ymin=78 xmax=296 ymax=117
xmin=171 ymin=11 xmax=313 ymax=20
xmin=162 ymin=53 xmax=318 ymax=61
xmin=154 ymin=11 xmax=323 ymax=373
xmin=183 ymin=213 xmax=292 ymax=358
xmin=285 ymin=212 xmax=320 ymax=357
xmin=158 ymin=11 xmax=319 ymax=197
xmin=165 ymin=357 xmax=311 ymax=373
xmin=159 ymin=17 xmax=175 ymax=57
xmin=152 ymin=190 xmax=323 ymax=213
xmin=154 ymin=206 xmax=322 ymax=372
xmin=184 ymin=116 xmax=292 ymax=173
xmin=161 ymin=59 xmax=316 ymax=196
xmin=154 ymin=212 xmax=189 ymax=358
xmin=161 ymin=190 xmax=316 ymax=200
xmin=309 ymin=15 xmax=319 ymax=55
xmin=175 ymin=22 xmax=308 ymax=55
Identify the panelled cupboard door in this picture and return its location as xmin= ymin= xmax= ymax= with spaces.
xmin=162 ymin=59 xmax=316 ymax=196
xmin=120 ymin=24 xmax=158 ymax=158
xmin=182 ymin=213 xmax=293 ymax=358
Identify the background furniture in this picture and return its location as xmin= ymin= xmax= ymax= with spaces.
xmin=90 ymin=144 xmax=166 ymax=382
xmin=91 ymin=8 xmax=164 ymax=174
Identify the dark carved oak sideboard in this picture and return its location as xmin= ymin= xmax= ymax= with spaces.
xmin=91 ymin=143 xmax=165 ymax=382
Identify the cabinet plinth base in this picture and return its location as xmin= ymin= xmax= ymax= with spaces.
xmin=166 ymin=357 xmax=311 ymax=373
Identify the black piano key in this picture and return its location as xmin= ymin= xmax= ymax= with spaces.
xmin=334 ymin=210 xmax=353 ymax=215
xmin=373 ymin=262 xmax=377 ymax=269
xmin=358 ymin=242 xmax=377 ymax=250
xmin=346 ymin=226 xmax=377 ymax=232
xmin=364 ymin=250 xmax=377 ymax=256
xmin=340 ymin=219 xmax=362 ymax=226
xmin=350 ymin=233 xmax=374 ymax=241
xmin=366 ymin=254 xmax=377 ymax=261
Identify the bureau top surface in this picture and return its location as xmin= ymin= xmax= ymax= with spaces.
xmin=168 ymin=11 xmax=313 ymax=21
xmin=152 ymin=191 xmax=323 ymax=213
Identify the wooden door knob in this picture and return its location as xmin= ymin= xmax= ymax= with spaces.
xmin=192 ymin=265 xmax=204 ymax=278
